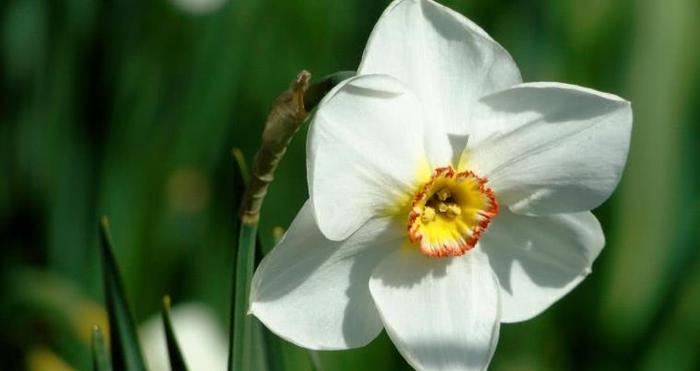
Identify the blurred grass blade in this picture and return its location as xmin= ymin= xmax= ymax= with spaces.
xmin=161 ymin=296 xmax=189 ymax=371
xmin=228 ymin=223 xmax=258 ymax=371
xmin=261 ymin=326 xmax=284 ymax=371
xmin=232 ymin=147 xmax=250 ymax=243
xmin=308 ymin=350 xmax=323 ymax=371
xmin=232 ymin=148 xmax=250 ymax=186
xmin=91 ymin=325 xmax=112 ymax=371
xmin=99 ymin=216 xmax=147 ymax=371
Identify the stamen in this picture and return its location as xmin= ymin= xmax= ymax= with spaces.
xmin=447 ymin=204 xmax=462 ymax=216
xmin=421 ymin=206 xmax=436 ymax=222
xmin=436 ymin=188 xmax=451 ymax=201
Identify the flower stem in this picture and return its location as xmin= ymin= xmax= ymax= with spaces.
xmin=228 ymin=70 xmax=354 ymax=371
xmin=229 ymin=222 xmax=259 ymax=371
xmin=229 ymin=71 xmax=312 ymax=371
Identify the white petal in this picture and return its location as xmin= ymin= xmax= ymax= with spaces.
xmin=250 ymin=201 xmax=403 ymax=350
xmin=359 ymin=0 xmax=521 ymax=150
xmin=480 ymin=209 xmax=605 ymax=323
xmin=369 ymin=248 xmax=500 ymax=371
xmin=308 ymin=73 xmax=440 ymax=241
xmin=468 ymin=82 xmax=632 ymax=215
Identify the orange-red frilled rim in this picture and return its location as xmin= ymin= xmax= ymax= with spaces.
xmin=407 ymin=166 xmax=498 ymax=257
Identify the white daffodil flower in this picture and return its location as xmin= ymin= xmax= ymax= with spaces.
xmin=250 ymin=0 xmax=632 ymax=370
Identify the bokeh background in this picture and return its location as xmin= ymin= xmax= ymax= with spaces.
xmin=1 ymin=0 xmax=699 ymax=370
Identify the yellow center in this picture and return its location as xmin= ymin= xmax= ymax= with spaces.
xmin=407 ymin=166 xmax=498 ymax=257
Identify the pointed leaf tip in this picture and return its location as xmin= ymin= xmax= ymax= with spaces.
xmin=91 ymin=325 xmax=112 ymax=371
xmin=100 ymin=215 xmax=110 ymax=230
xmin=232 ymin=147 xmax=250 ymax=186
xmin=98 ymin=217 xmax=147 ymax=371
xmin=161 ymin=295 xmax=189 ymax=371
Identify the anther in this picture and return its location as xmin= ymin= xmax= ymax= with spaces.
xmin=448 ymin=204 xmax=462 ymax=216
xmin=437 ymin=202 xmax=449 ymax=213
xmin=421 ymin=207 xmax=436 ymax=222
xmin=437 ymin=189 xmax=451 ymax=201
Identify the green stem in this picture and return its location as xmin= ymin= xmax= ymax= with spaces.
xmin=229 ymin=222 xmax=259 ymax=371
xmin=229 ymin=72 xmax=311 ymax=371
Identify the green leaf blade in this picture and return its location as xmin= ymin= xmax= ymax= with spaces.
xmin=161 ymin=296 xmax=190 ymax=371
xmin=228 ymin=222 xmax=258 ymax=371
xmin=99 ymin=216 xmax=147 ymax=371
xmin=91 ymin=325 xmax=112 ymax=371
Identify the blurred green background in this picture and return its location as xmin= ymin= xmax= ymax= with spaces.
xmin=1 ymin=0 xmax=699 ymax=370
